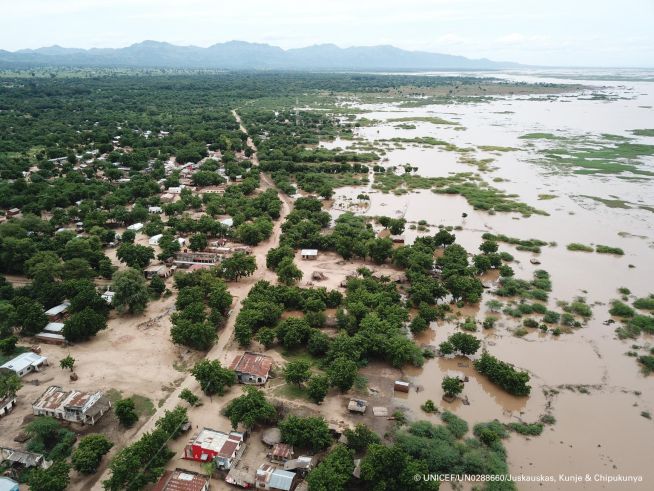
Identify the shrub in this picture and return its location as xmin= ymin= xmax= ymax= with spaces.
xmin=71 ymin=434 xmax=113 ymax=474
xmin=609 ymin=300 xmax=635 ymax=318
xmin=474 ymin=351 xmax=531 ymax=396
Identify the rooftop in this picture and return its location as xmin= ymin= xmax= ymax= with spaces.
xmin=191 ymin=428 xmax=244 ymax=457
xmin=44 ymin=301 xmax=70 ymax=317
xmin=32 ymin=385 xmax=102 ymax=412
xmin=1 ymin=352 xmax=47 ymax=373
xmin=229 ymin=352 xmax=273 ymax=378
xmin=43 ymin=322 xmax=65 ymax=333
xmin=271 ymin=443 xmax=293 ymax=461
xmin=300 ymin=249 xmax=318 ymax=256
xmin=152 ymin=468 xmax=209 ymax=491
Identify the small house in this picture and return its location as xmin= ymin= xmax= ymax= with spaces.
xmin=394 ymin=380 xmax=410 ymax=393
xmin=220 ymin=218 xmax=234 ymax=228
xmin=148 ymin=206 xmax=163 ymax=214
xmin=7 ymin=208 xmax=20 ymax=217
xmin=284 ymin=456 xmax=315 ymax=476
xmin=101 ymin=291 xmax=115 ymax=304
xmin=45 ymin=301 xmax=70 ymax=321
xmin=1 ymin=352 xmax=48 ymax=378
xmin=229 ymin=352 xmax=273 ymax=385
xmin=348 ymin=398 xmax=368 ymax=414
xmin=144 ymin=264 xmax=170 ymax=279
xmin=149 ymin=234 xmax=163 ymax=246
xmin=32 ymin=386 xmax=111 ymax=425
xmin=0 ymin=395 xmax=17 ymax=417
xmin=174 ymin=251 xmax=219 ymax=266
xmin=34 ymin=332 xmax=66 ymax=345
xmin=255 ymin=464 xmax=296 ymax=491
xmin=0 ymin=447 xmax=51 ymax=470
xmin=127 ymin=222 xmax=143 ymax=232
xmin=183 ymin=428 xmax=245 ymax=470
xmin=152 ymin=468 xmax=209 ymax=491
xmin=390 ymin=235 xmax=405 ymax=244
xmin=35 ymin=322 xmax=66 ymax=345
xmin=300 ymin=249 xmax=318 ymax=260
xmin=270 ymin=443 xmax=293 ymax=464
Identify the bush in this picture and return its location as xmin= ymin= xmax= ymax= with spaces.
xmin=634 ymin=296 xmax=654 ymax=311
xmin=440 ymin=411 xmax=468 ymax=438
xmin=474 ymin=351 xmax=531 ymax=396
xmin=507 ymin=422 xmax=543 ymax=436
xmin=71 ymin=434 xmax=113 ymax=474
xmin=115 ymin=398 xmax=138 ymax=428
xmin=609 ymin=300 xmax=635 ymax=318
xmin=279 ymin=415 xmax=332 ymax=451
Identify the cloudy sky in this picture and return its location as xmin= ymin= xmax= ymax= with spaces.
xmin=2 ymin=0 xmax=653 ymax=66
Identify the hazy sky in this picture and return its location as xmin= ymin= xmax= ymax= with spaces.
xmin=2 ymin=0 xmax=653 ymax=66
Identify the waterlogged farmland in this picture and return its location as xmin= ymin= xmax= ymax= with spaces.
xmin=317 ymin=70 xmax=654 ymax=488
xmin=0 ymin=70 xmax=652 ymax=490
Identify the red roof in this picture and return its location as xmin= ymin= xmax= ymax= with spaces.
xmin=152 ymin=469 xmax=208 ymax=491
xmin=229 ymin=352 xmax=273 ymax=378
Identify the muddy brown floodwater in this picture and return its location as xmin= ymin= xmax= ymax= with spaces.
xmin=324 ymin=69 xmax=654 ymax=489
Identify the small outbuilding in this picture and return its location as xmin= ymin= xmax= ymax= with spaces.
xmin=149 ymin=234 xmax=163 ymax=245
xmin=262 ymin=427 xmax=282 ymax=446
xmin=127 ymin=222 xmax=143 ymax=232
xmin=0 ymin=395 xmax=17 ymax=417
xmin=144 ymin=264 xmax=170 ymax=279
xmin=44 ymin=301 xmax=70 ymax=321
xmin=256 ymin=464 xmax=296 ymax=491
xmin=394 ymin=380 xmax=410 ymax=393
xmin=270 ymin=443 xmax=293 ymax=464
xmin=348 ymin=398 xmax=368 ymax=414
xmin=229 ymin=352 xmax=273 ymax=385
xmin=300 ymin=249 xmax=318 ymax=260
xmin=1 ymin=352 xmax=48 ymax=378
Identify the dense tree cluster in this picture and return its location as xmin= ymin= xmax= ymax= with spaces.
xmin=103 ymin=406 xmax=188 ymax=490
xmin=474 ymin=351 xmax=531 ymax=396
xmin=171 ymin=269 xmax=233 ymax=350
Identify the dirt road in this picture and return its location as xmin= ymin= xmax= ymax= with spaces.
xmin=92 ymin=110 xmax=294 ymax=490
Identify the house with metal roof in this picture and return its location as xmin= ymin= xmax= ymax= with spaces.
xmin=229 ymin=352 xmax=273 ymax=385
xmin=152 ymin=468 xmax=209 ymax=491
xmin=0 ymin=395 xmax=17 ymax=417
xmin=35 ymin=322 xmax=66 ymax=345
xmin=284 ymin=455 xmax=315 ymax=475
xmin=270 ymin=443 xmax=293 ymax=463
xmin=32 ymin=386 xmax=111 ymax=425
xmin=1 ymin=352 xmax=48 ymax=378
xmin=44 ymin=301 xmax=70 ymax=321
xmin=255 ymin=464 xmax=296 ymax=491
xmin=183 ymin=428 xmax=245 ymax=470
xmin=0 ymin=447 xmax=51 ymax=470
xmin=0 ymin=476 xmax=19 ymax=491
xmin=300 ymin=249 xmax=318 ymax=260
xmin=127 ymin=222 xmax=143 ymax=231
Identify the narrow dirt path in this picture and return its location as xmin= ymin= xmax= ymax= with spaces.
xmin=93 ymin=110 xmax=294 ymax=489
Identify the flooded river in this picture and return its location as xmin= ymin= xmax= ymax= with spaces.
xmin=324 ymin=69 xmax=654 ymax=489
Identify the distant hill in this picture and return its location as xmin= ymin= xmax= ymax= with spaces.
xmin=0 ymin=40 xmax=520 ymax=70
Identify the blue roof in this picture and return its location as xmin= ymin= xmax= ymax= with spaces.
xmin=269 ymin=469 xmax=295 ymax=491
xmin=0 ymin=477 xmax=19 ymax=491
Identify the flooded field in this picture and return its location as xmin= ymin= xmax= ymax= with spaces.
xmin=325 ymin=69 xmax=654 ymax=489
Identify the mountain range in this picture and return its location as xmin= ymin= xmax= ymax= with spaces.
xmin=0 ymin=40 xmax=519 ymax=70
